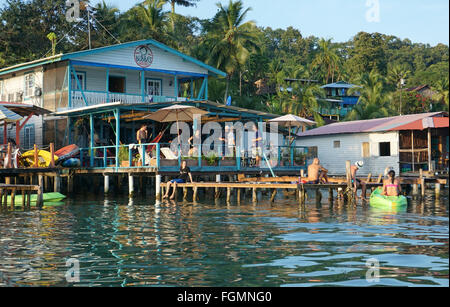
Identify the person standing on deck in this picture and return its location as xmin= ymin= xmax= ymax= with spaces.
xmin=351 ymin=161 xmax=367 ymax=199
xmin=251 ymin=124 xmax=262 ymax=167
xmin=136 ymin=125 xmax=148 ymax=164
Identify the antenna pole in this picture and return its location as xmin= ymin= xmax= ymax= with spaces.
xmin=87 ymin=6 xmax=92 ymax=50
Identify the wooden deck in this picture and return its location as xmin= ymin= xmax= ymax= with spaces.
xmin=0 ymin=184 xmax=42 ymax=209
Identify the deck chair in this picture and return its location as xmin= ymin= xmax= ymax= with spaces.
xmin=160 ymin=147 xmax=178 ymax=160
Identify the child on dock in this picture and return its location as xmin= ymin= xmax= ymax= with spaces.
xmin=163 ymin=160 xmax=194 ymax=200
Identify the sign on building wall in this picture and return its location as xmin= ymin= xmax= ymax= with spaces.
xmin=134 ymin=45 xmax=154 ymax=68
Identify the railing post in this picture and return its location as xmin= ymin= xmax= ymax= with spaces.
xmin=33 ymin=144 xmax=39 ymax=168
xmin=128 ymin=145 xmax=132 ymax=168
xmin=236 ymin=146 xmax=241 ymax=171
xmin=50 ymin=143 xmax=55 ymax=168
xmin=290 ymin=146 xmax=294 ymax=167
xmin=142 ymin=145 xmax=146 ymax=167
xmin=198 ymin=144 xmax=202 ymax=168
xmin=156 ymin=143 xmax=161 ymax=169
xmin=103 ymin=147 xmax=107 ymax=168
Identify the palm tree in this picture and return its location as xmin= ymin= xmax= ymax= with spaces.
xmin=311 ymin=38 xmax=341 ymax=84
xmin=137 ymin=0 xmax=169 ymax=41
xmin=432 ymin=77 xmax=449 ymax=111
xmin=167 ymin=0 xmax=199 ymax=30
xmin=346 ymin=70 xmax=391 ymax=120
xmin=204 ymin=0 xmax=261 ymax=103
xmin=93 ymin=1 xmax=120 ymax=46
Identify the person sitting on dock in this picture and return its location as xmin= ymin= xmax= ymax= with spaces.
xmin=382 ymin=170 xmax=402 ymax=197
xmin=351 ymin=161 xmax=367 ymax=199
xmin=163 ymin=160 xmax=194 ymax=200
xmin=306 ymin=158 xmax=329 ymax=184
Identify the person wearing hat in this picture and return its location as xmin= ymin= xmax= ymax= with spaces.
xmin=351 ymin=161 xmax=367 ymax=199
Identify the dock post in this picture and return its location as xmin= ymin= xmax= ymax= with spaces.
xmin=37 ymin=175 xmax=44 ymax=208
xmin=0 ymin=189 xmax=3 ymax=209
xmin=412 ymin=183 xmax=419 ymax=197
xmin=54 ymin=174 xmax=61 ymax=193
xmin=215 ymin=175 xmax=221 ymax=199
xmin=67 ymin=176 xmax=74 ymax=194
xmin=104 ymin=175 xmax=110 ymax=195
xmin=435 ymin=183 xmax=441 ymax=198
xmin=226 ymin=187 xmax=231 ymax=203
xmin=252 ymin=187 xmax=257 ymax=203
xmin=237 ymin=188 xmax=241 ymax=204
xmin=345 ymin=161 xmax=354 ymax=203
xmin=419 ymin=169 xmax=425 ymax=198
xmin=193 ymin=186 xmax=198 ymax=202
xmin=183 ymin=187 xmax=188 ymax=201
xmin=315 ymin=189 xmax=322 ymax=205
xmin=270 ymin=189 xmax=277 ymax=203
xmin=10 ymin=188 xmax=16 ymax=210
xmin=155 ymin=175 xmax=162 ymax=201
xmin=328 ymin=188 xmax=334 ymax=204
xmin=128 ymin=174 xmax=135 ymax=197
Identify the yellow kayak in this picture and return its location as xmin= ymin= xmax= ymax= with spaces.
xmin=20 ymin=150 xmax=59 ymax=167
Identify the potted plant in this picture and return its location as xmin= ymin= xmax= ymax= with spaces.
xmin=119 ymin=146 xmax=130 ymax=167
xmin=203 ymin=152 xmax=220 ymax=166
xmin=133 ymin=154 xmax=142 ymax=167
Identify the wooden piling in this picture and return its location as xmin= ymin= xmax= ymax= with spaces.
xmin=419 ymin=169 xmax=425 ymax=198
xmin=270 ymin=189 xmax=277 ymax=203
xmin=252 ymin=187 xmax=257 ymax=203
xmin=128 ymin=174 xmax=135 ymax=197
xmin=10 ymin=188 xmax=15 ymax=210
xmin=37 ymin=175 xmax=44 ymax=208
xmin=435 ymin=183 xmax=441 ymax=198
xmin=155 ymin=175 xmax=162 ymax=201
xmin=226 ymin=187 xmax=231 ymax=203
xmin=193 ymin=186 xmax=198 ymax=202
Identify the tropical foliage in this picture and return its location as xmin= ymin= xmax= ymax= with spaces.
xmin=0 ymin=0 xmax=448 ymax=119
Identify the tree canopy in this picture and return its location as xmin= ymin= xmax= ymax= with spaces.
xmin=0 ymin=0 xmax=448 ymax=117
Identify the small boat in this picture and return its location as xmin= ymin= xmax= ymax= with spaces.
xmin=7 ymin=192 xmax=66 ymax=206
xmin=370 ymin=187 xmax=407 ymax=209
xmin=20 ymin=150 xmax=59 ymax=167
xmin=55 ymin=144 xmax=80 ymax=161
xmin=62 ymin=158 xmax=81 ymax=168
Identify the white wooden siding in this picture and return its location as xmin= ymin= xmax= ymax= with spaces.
xmin=72 ymin=45 xmax=209 ymax=75
xmin=0 ymin=70 xmax=43 ymax=107
xmin=72 ymin=66 xmax=178 ymax=97
xmin=295 ymin=132 xmax=400 ymax=176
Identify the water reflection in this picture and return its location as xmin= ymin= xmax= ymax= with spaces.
xmin=0 ymin=189 xmax=448 ymax=287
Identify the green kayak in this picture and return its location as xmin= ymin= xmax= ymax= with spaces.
xmin=6 ymin=192 xmax=66 ymax=206
xmin=370 ymin=188 xmax=407 ymax=209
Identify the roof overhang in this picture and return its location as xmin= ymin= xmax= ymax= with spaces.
xmin=0 ymin=102 xmax=51 ymax=117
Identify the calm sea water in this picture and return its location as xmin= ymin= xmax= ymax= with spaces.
xmin=0 ymin=188 xmax=448 ymax=287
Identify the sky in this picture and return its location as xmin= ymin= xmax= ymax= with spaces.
xmin=0 ymin=0 xmax=448 ymax=45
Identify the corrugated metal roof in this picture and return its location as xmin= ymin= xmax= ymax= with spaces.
xmin=297 ymin=112 xmax=448 ymax=137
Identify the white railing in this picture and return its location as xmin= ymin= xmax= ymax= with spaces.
xmin=71 ymin=90 xmax=188 ymax=108
xmin=71 ymin=91 xmax=107 ymax=108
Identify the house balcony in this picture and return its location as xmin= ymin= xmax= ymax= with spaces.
xmin=70 ymin=90 xmax=188 ymax=109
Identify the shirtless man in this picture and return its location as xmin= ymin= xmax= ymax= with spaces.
xmin=307 ymin=158 xmax=329 ymax=184
xmin=351 ymin=161 xmax=367 ymax=199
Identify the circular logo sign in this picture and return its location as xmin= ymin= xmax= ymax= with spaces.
xmin=134 ymin=45 xmax=153 ymax=68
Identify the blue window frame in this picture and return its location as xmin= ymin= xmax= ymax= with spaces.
xmin=71 ymin=71 xmax=86 ymax=90
xmin=22 ymin=124 xmax=35 ymax=150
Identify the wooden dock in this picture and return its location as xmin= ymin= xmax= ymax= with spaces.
xmin=0 ymin=184 xmax=43 ymax=210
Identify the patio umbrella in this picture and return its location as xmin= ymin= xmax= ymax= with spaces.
xmin=269 ymin=114 xmax=316 ymax=145
xmin=0 ymin=105 xmax=23 ymax=123
xmin=144 ymin=105 xmax=209 ymax=144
